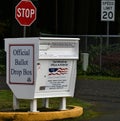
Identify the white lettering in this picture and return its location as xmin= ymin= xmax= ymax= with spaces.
xmin=30 ymin=9 xmax=35 ymax=18
xmin=21 ymin=8 xmax=25 ymax=17
xmin=25 ymin=8 xmax=30 ymax=18
xmin=17 ymin=8 xmax=35 ymax=18
xmin=17 ymin=8 xmax=21 ymax=17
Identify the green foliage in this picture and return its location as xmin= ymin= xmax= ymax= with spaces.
xmin=78 ymin=44 xmax=120 ymax=77
xmin=0 ymin=21 xmax=10 ymax=36
xmin=0 ymin=90 xmax=13 ymax=110
xmin=0 ymin=49 xmax=6 ymax=75
xmin=0 ymin=65 xmax=6 ymax=75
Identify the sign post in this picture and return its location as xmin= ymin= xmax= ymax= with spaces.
xmin=101 ymin=0 xmax=115 ymax=47
xmin=15 ymin=0 xmax=37 ymax=36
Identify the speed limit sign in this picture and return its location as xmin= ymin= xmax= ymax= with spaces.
xmin=101 ymin=0 xmax=115 ymax=21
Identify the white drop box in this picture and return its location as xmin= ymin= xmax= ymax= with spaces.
xmin=5 ymin=37 xmax=80 ymax=99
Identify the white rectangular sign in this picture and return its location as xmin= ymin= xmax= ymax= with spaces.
xmin=9 ymin=44 xmax=34 ymax=85
xmin=46 ymin=60 xmax=72 ymax=91
xmin=101 ymin=0 xmax=115 ymax=21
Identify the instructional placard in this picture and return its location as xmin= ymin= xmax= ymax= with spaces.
xmin=101 ymin=0 xmax=115 ymax=21
xmin=9 ymin=44 xmax=34 ymax=84
xmin=46 ymin=60 xmax=72 ymax=91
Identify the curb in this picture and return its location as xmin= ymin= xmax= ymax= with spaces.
xmin=0 ymin=106 xmax=83 ymax=121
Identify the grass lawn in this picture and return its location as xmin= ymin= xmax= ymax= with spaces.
xmin=0 ymin=90 xmax=100 ymax=121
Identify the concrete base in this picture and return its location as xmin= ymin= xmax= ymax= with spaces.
xmin=0 ymin=106 xmax=83 ymax=121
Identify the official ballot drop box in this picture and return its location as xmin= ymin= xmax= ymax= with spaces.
xmin=5 ymin=37 xmax=80 ymax=100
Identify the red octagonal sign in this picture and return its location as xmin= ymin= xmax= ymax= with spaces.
xmin=15 ymin=0 xmax=37 ymax=26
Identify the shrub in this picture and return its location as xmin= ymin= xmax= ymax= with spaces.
xmin=0 ymin=49 xmax=6 ymax=75
xmin=78 ymin=44 xmax=120 ymax=77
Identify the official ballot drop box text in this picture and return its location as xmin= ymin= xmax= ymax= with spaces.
xmin=5 ymin=37 xmax=80 ymax=99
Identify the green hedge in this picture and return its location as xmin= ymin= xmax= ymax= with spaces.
xmin=78 ymin=44 xmax=120 ymax=77
xmin=0 ymin=49 xmax=6 ymax=75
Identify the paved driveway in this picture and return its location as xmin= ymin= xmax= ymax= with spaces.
xmin=0 ymin=76 xmax=9 ymax=89
xmin=75 ymin=79 xmax=120 ymax=121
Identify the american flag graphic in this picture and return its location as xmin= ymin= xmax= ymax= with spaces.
xmin=49 ymin=68 xmax=68 ymax=75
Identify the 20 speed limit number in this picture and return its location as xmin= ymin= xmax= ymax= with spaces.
xmin=101 ymin=0 xmax=115 ymax=21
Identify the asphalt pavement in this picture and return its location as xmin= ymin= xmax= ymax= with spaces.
xmin=88 ymin=101 xmax=120 ymax=121
xmin=75 ymin=79 xmax=120 ymax=121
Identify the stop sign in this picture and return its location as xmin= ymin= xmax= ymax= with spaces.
xmin=15 ymin=0 xmax=37 ymax=26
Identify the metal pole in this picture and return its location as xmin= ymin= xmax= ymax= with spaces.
xmin=106 ymin=21 xmax=109 ymax=47
xmin=100 ymin=36 xmax=103 ymax=70
xmin=30 ymin=99 xmax=38 ymax=112
xmin=42 ymin=98 xmax=49 ymax=108
xmin=56 ymin=0 xmax=58 ymax=34
xmin=23 ymin=26 xmax=26 ymax=37
xmin=59 ymin=97 xmax=66 ymax=110
xmin=13 ymin=94 xmax=19 ymax=110
xmin=85 ymin=36 xmax=88 ymax=52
